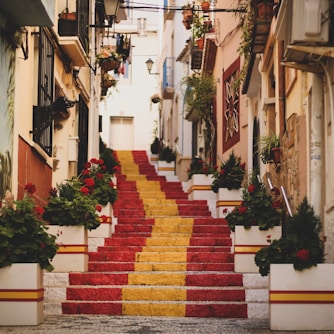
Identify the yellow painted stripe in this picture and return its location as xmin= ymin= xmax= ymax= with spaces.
xmin=117 ymin=152 xmax=193 ymax=316
xmin=158 ymin=167 xmax=174 ymax=171
xmin=122 ymin=303 xmax=185 ymax=317
xmin=0 ymin=289 xmax=44 ymax=301
xmin=122 ymin=288 xmax=187 ymax=301
xmin=57 ymin=245 xmax=88 ymax=254
xmin=270 ymin=291 xmax=334 ymax=303
xmin=234 ymin=245 xmax=265 ymax=254
xmin=216 ymin=200 xmax=242 ymax=208
xmin=188 ymin=185 xmax=212 ymax=193
xmin=99 ymin=217 xmax=112 ymax=223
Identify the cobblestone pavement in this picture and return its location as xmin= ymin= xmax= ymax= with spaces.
xmin=1 ymin=316 xmax=334 ymax=334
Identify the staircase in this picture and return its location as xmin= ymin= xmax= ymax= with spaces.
xmin=60 ymin=150 xmax=248 ymax=317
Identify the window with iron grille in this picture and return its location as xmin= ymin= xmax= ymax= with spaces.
xmin=32 ymin=28 xmax=54 ymax=157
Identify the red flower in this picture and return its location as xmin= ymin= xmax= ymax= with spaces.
xmin=95 ymin=205 xmax=102 ymax=212
xmin=203 ymin=167 xmax=208 ymax=173
xmin=84 ymin=162 xmax=91 ymax=169
xmin=98 ymin=159 xmax=104 ymax=165
xmin=223 ymin=208 xmax=228 ymax=214
xmin=80 ymin=186 xmax=90 ymax=195
xmin=240 ymin=163 xmax=246 ymax=170
xmin=296 ymin=249 xmax=310 ymax=262
xmin=82 ymin=169 xmax=90 ymax=176
xmin=272 ymin=200 xmax=283 ymax=209
xmin=109 ymin=181 xmax=115 ymax=188
xmin=101 ymin=215 xmax=108 ymax=222
xmin=248 ymin=184 xmax=256 ymax=193
xmin=90 ymin=158 xmax=99 ymax=164
xmin=96 ymin=173 xmax=104 ymax=180
xmin=34 ymin=206 xmax=45 ymax=216
xmin=113 ymin=165 xmax=120 ymax=172
xmin=101 ymin=165 xmax=107 ymax=171
xmin=220 ymin=169 xmax=225 ymax=175
xmin=238 ymin=206 xmax=247 ymax=214
xmin=40 ymin=243 xmax=46 ymax=249
xmin=24 ymin=183 xmax=36 ymax=194
xmin=84 ymin=178 xmax=95 ymax=187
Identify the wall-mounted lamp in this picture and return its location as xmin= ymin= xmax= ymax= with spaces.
xmin=145 ymin=58 xmax=159 ymax=75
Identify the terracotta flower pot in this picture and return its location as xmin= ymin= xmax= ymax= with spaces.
xmin=201 ymin=1 xmax=210 ymax=12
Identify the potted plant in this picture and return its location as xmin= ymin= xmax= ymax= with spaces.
xmin=192 ymin=14 xmax=208 ymax=49
xmin=158 ymin=145 xmax=176 ymax=177
xmin=182 ymin=4 xmax=193 ymax=29
xmin=101 ymin=72 xmax=118 ymax=88
xmin=212 ymin=151 xmax=246 ymax=218
xmin=201 ymin=1 xmax=210 ymax=12
xmin=42 ymin=181 xmax=100 ymax=272
xmin=150 ymin=137 xmax=161 ymax=155
xmin=0 ymin=183 xmax=57 ymax=325
xmin=150 ymin=93 xmax=161 ymax=104
xmin=254 ymin=198 xmax=331 ymax=331
xmin=259 ymin=132 xmax=280 ymax=164
xmin=211 ymin=151 xmax=246 ymax=192
xmin=225 ymin=172 xmax=282 ymax=272
xmin=58 ymin=8 xmax=77 ymax=36
xmin=187 ymin=156 xmax=216 ymax=201
xmin=96 ymin=46 xmax=123 ymax=72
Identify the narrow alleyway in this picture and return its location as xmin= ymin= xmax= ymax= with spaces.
xmin=62 ymin=150 xmax=247 ymax=317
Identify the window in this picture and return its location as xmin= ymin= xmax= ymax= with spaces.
xmin=32 ymin=28 xmax=54 ymax=157
xmin=223 ymin=58 xmax=240 ymax=151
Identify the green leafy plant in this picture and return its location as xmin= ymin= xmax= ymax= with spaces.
xmin=225 ymin=171 xmax=282 ymax=231
xmin=259 ymin=132 xmax=280 ymax=164
xmin=187 ymin=156 xmax=216 ymax=180
xmin=255 ymin=197 xmax=325 ymax=276
xmin=42 ymin=182 xmax=100 ymax=230
xmin=211 ymin=151 xmax=246 ymax=192
xmin=159 ymin=146 xmax=176 ymax=163
xmin=78 ymin=158 xmax=118 ymax=206
xmin=99 ymin=147 xmax=121 ymax=175
xmin=0 ymin=183 xmax=57 ymax=271
xmin=150 ymin=137 xmax=161 ymax=155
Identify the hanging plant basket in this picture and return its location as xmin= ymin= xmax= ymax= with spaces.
xmin=100 ymin=59 xmax=120 ymax=72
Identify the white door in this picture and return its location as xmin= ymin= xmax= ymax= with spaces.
xmin=109 ymin=117 xmax=134 ymax=149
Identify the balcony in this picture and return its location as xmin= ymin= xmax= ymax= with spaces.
xmin=0 ymin=0 xmax=54 ymax=26
xmin=57 ymin=0 xmax=89 ymax=67
xmin=162 ymin=57 xmax=175 ymax=99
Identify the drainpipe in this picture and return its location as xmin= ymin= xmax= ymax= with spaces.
xmin=310 ymin=73 xmax=323 ymax=216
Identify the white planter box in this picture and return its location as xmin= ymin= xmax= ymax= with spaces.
xmin=157 ymin=161 xmax=175 ymax=176
xmin=270 ymin=264 xmax=334 ymax=330
xmin=234 ymin=226 xmax=282 ymax=273
xmin=48 ymin=225 xmax=88 ymax=272
xmin=0 ymin=263 xmax=43 ymax=325
xmin=216 ymin=188 xmax=243 ymax=218
xmin=188 ymin=174 xmax=215 ymax=200
xmin=88 ymin=216 xmax=112 ymax=238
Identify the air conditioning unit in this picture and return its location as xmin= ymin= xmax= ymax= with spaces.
xmin=290 ymin=0 xmax=329 ymax=44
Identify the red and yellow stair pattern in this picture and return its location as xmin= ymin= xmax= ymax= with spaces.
xmin=62 ymin=150 xmax=247 ymax=317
